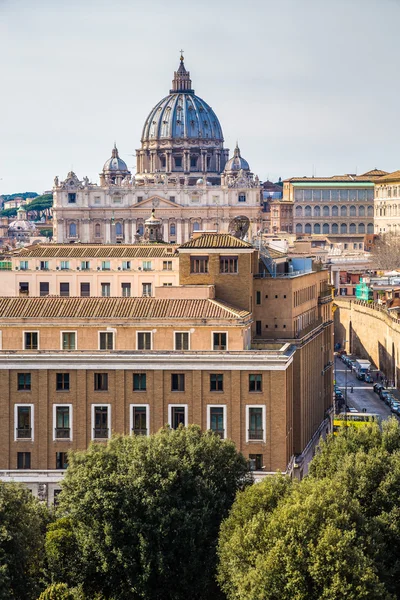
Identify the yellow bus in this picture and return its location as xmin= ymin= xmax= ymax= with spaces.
xmin=333 ymin=412 xmax=381 ymax=434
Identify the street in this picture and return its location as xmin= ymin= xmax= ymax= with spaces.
xmin=334 ymin=356 xmax=394 ymax=420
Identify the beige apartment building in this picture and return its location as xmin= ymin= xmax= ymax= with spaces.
xmin=374 ymin=170 xmax=400 ymax=234
xmin=0 ymin=233 xmax=333 ymax=502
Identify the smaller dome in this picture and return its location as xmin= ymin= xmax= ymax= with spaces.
xmin=145 ymin=209 xmax=162 ymax=225
xmin=196 ymin=177 xmax=204 ymax=185
xmin=224 ymin=142 xmax=250 ymax=172
xmin=103 ymin=144 xmax=129 ymax=173
xmin=9 ymin=219 xmax=35 ymax=231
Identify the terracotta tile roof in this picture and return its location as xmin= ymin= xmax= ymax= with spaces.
xmin=17 ymin=244 xmax=178 ymax=258
xmin=179 ymin=234 xmax=253 ymax=249
xmin=285 ymin=170 xmax=387 ymax=183
xmin=360 ymin=169 xmax=389 ymax=177
xmin=0 ymin=297 xmax=250 ymax=320
xmin=375 ymin=170 xmax=400 ymax=183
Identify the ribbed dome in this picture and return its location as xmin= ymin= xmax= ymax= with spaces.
xmin=103 ymin=144 xmax=129 ymax=173
xmin=224 ymin=143 xmax=250 ymax=172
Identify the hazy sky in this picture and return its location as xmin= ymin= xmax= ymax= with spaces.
xmin=1 ymin=0 xmax=399 ymax=194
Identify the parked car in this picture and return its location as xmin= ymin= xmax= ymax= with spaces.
xmin=364 ymin=373 xmax=374 ymax=383
xmin=380 ymin=390 xmax=392 ymax=404
xmin=391 ymin=402 xmax=400 ymax=416
xmin=373 ymin=383 xmax=384 ymax=394
xmin=356 ymin=372 xmax=365 ymax=381
xmin=348 ymin=407 xmax=358 ymax=413
xmin=335 ymin=390 xmax=344 ymax=401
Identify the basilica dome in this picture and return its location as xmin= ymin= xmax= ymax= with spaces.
xmin=103 ymin=144 xmax=129 ymax=173
xmin=224 ymin=143 xmax=250 ymax=172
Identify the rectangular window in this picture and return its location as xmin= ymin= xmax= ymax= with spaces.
xmin=101 ymin=261 xmax=110 ymax=271
xmin=142 ymin=283 xmax=152 ymax=297
xmin=163 ymin=282 xmax=172 ymax=286
xmin=213 ymin=332 xmax=227 ymax=350
xmin=93 ymin=405 xmax=110 ymax=439
xmin=175 ymin=157 xmax=182 ymax=167
xmin=170 ymin=405 xmax=187 ymax=429
xmin=60 ymin=282 xmax=70 ymax=297
xmin=19 ymin=261 xmax=29 ymax=270
xmin=249 ymin=454 xmax=263 ymax=471
xmin=39 ymin=282 xmax=49 ymax=296
xmin=122 ymin=261 xmax=131 ymax=270
xmin=81 ymin=261 xmax=90 ymax=270
xmin=131 ymin=405 xmax=148 ymax=436
xmin=121 ymin=282 xmax=131 ymax=297
xmin=16 ymin=405 xmax=32 ymax=439
xmin=137 ymin=332 xmax=152 ymax=350
xmin=68 ymin=193 xmax=76 ymax=203
xmin=24 ymin=331 xmax=38 ymax=350
xmin=208 ymin=406 xmax=225 ymax=439
xmin=60 ymin=261 xmax=70 ymax=270
xmin=99 ymin=332 xmax=114 ymax=350
xmin=247 ymin=406 xmax=265 ymax=441
xmin=256 ymin=291 xmax=261 ymax=305
xmin=256 ymin=321 xmax=262 ymax=336
xmin=19 ymin=282 xmax=29 ymax=294
xmin=142 ymin=261 xmax=152 ymax=271
xmin=80 ymin=282 xmax=90 ymax=297
xmin=133 ymin=373 xmax=147 ymax=391
xmin=163 ymin=261 xmax=173 ymax=271
xmin=94 ymin=373 xmax=108 ymax=391
xmin=56 ymin=373 xmax=70 ymax=391
xmin=249 ymin=374 xmax=262 ymax=392
xmin=56 ymin=452 xmax=69 ymax=469
xmin=175 ymin=332 xmax=189 ymax=350
xmin=171 ymin=373 xmax=185 ymax=392
xmin=169 ymin=196 xmax=176 ymax=203
xmin=17 ymin=452 xmax=31 ymax=469
xmin=101 ymin=283 xmax=111 ymax=297
xmin=238 ymin=193 xmax=246 ymax=202
xmin=190 ymin=256 xmax=209 ymax=274
xmin=40 ymin=261 xmax=49 ymax=270
xmin=220 ymin=256 xmax=238 ymax=273
xmin=61 ymin=331 xmax=76 ymax=350
xmin=17 ymin=373 xmax=31 ymax=390
xmin=54 ymin=405 xmax=71 ymax=439
xmin=210 ymin=373 xmax=223 ymax=392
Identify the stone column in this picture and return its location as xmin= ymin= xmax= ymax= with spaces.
xmin=82 ymin=219 xmax=90 ymax=242
xmin=124 ymin=220 xmax=130 ymax=242
xmin=216 ymin=150 xmax=221 ymax=173
xmin=105 ymin=220 xmax=111 ymax=243
xmin=184 ymin=150 xmax=190 ymax=172
xmin=184 ymin=219 xmax=190 ymax=241
xmin=131 ymin=219 xmax=137 ymax=240
xmin=163 ymin=221 xmax=169 ymax=242
xmin=176 ymin=219 xmax=183 ymax=244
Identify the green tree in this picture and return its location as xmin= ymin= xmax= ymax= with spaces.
xmin=0 ymin=481 xmax=48 ymax=600
xmin=47 ymin=426 xmax=250 ymax=600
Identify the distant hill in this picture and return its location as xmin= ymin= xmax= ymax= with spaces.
xmin=0 ymin=192 xmax=39 ymax=201
xmin=0 ymin=193 xmax=53 ymax=218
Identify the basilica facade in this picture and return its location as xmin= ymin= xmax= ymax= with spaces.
xmin=53 ymin=55 xmax=263 ymax=244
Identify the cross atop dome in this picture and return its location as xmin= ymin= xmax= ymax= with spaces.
xmin=171 ymin=52 xmax=194 ymax=93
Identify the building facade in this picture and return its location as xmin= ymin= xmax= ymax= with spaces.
xmin=374 ymin=170 xmax=400 ymax=234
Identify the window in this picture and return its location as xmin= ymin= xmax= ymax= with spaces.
xmin=169 ymin=196 xmax=176 ymax=203
xmin=349 ymin=223 xmax=356 ymax=234
xmin=314 ymin=223 xmax=321 ymax=234
xmin=175 ymin=332 xmax=189 ymax=350
xmin=322 ymin=206 xmax=329 ymax=217
xmin=54 ymin=405 xmax=71 ymax=439
xmin=331 ymin=223 xmax=339 ymax=234
xmin=190 ymin=256 xmax=209 ymax=274
xmin=190 ymin=156 xmax=197 ymax=168
xmin=94 ymin=373 xmax=108 ymax=391
xmin=220 ymin=256 xmax=238 ymax=274
xmin=56 ymin=373 xmax=70 ymax=391
xmin=341 ymin=223 xmax=347 ymax=234
xmin=349 ymin=205 xmax=356 ymax=217
xmin=142 ymin=261 xmax=152 ymax=271
xmin=17 ymin=452 xmax=31 ymax=469
xmin=115 ymin=222 xmax=123 ymax=237
xmin=175 ymin=157 xmax=182 ymax=167
xmin=68 ymin=193 xmax=76 ymax=203
xmin=256 ymin=321 xmax=262 ymax=336
xmin=247 ymin=406 xmax=265 ymax=441
xmin=19 ymin=282 xmax=29 ymax=294
xmin=94 ymin=196 xmax=101 ymax=205
xmin=69 ymin=222 xmax=77 ymax=237
xmin=249 ymin=454 xmax=263 ymax=471
xmin=238 ymin=193 xmax=246 ymax=202
xmin=171 ymin=374 xmax=185 ymax=392
xmin=142 ymin=283 xmax=152 ymax=297
xmin=131 ymin=405 xmax=148 ymax=435
xmin=163 ymin=261 xmax=173 ymax=271
xmin=122 ymin=261 xmax=131 ymax=270
xmin=18 ymin=373 xmax=31 ymax=390
xmin=16 ymin=405 xmax=33 ymax=439
xmin=40 ymin=261 xmax=49 ymax=270
xmin=295 ymin=224 xmax=302 ymax=234
xmin=208 ymin=405 xmax=225 ymax=438
xmin=92 ymin=405 xmax=110 ymax=439
xmin=249 ymin=374 xmax=262 ymax=392
xmin=101 ymin=283 xmax=111 ymax=297
xmin=367 ymin=223 xmax=374 ymax=233
xmin=81 ymin=261 xmax=90 ymax=270
xmin=163 ymin=282 xmax=172 ymax=286
xmin=95 ymin=223 xmax=101 ymax=237
xmin=99 ymin=332 xmax=114 ymax=350
xmin=61 ymin=331 xmax=76 ymax=350
xmin=169 ymin=404 xmax=187 ymax=429
xmin=56 ymin=452 xmax=69 ymax=469
xmin=137 ymin=332 xmax=152 ymax=350
xmin=101 ymin=261 xmax=110 ymax=271
xmin=121 ymin=282 xmax=131 ymax=297
xmin=323 ymin=223 xmax=329 ymax=234
xmin=19 ymin=260 xmax=29 ymax=270
xmin=80 ymin=282 xmax=90 ymax=297
xmin=358 ymin=223 xmax=365 ymax=234
xmin=170 ymin=223 xmax=176 ymax=236
xmin=304 ymin=223 xmax=311 ymax=234
xmin=256 ymin=291 xmax=261 ymax=305
xmin=314 ymin=206 xmax=320 ymax=217
xmin=137 ymin=196 xmax=143 ymax=203
xmin=192 ymin=222 xmax=200 ymax=232
xmin=60 ymin=282 xmax=70 ymax=297
xmin=133 ymin=373 xmax=147 ymax=391
xmin=24 ymin=331 xmax=38 ymax=350
xmin=210 ymin=374 xmax=223 ymax=392
xmin=304 ymin=206 xmax=312 ymax=217
xmin=340 ymin=206 xmax=347 ymax=217
xmin=213 ymin=332 xmax=227 ymax=350
xmin=331 ymin=205 xmax=339 ymax=217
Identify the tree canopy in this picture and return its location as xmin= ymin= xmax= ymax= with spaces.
xmin=47 ymin=426 xmax=250 ymax=600
xmin=372 ymin=233 xmax=400 ymax=270
xmin=0 ymin=194 xmax=53 ymax=218
xmin=1 ymin=192 xmax=38 ymax=201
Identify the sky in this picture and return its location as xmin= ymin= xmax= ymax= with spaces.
xmin=0 ymin=0 xmax=399 ymax=194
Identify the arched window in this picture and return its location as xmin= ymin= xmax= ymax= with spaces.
xmin=115 ymin=222 xmax=123 ymax=237
xmin=358 ymin=206 xmax=365 ymax=217
xmin=192 ymin=222 xmax=200 ymax=231
xmin=170 ymin=223 xmax=176 ymax=236
xmin=314 ymin=206 xmax=321 ymax=217
xmin=394 ymin=205 xmax=398 ymax=217
xmin=295 ymin=206 xmax=302 ymax=217
xmin=304 ymin=223 xmax=312 ymax=234
xmin=323 ymin=206 xmax=329 ymax=217
xmin=341 ymin=223 xmax=347 ymax=234
xmin=367 ymin=223 xmax=374 ymax=234
xmin=95 ymin=223 xmax=101 ymax=237
xmin=367 ymin=205 xmax=374 ymax=216
xmin=349 ymin=223 xmax=356 ymax=233
xmin=331 ymin=223 xmax=338 ymax=234
xmin=349 ymin=206 xmax=356 ymax=216
xmin=323 ymin=223 xmax=329 ymax=234
xmin=314 ymin=223 xmax=321 ymax=234
xmin=358 ymin=223 xmax=365 ymax=234
xmin=296 ymin=223 xmax=302 ymax=234
xmin=332 ymin=205 xmax=338 ymax=217
xmin=304 ymin=206 xmax=312 ymax=217
xmin=137 ymin=222 xmax=144 ymax=236
xmin=69 ymin=222 xmax=77 ymax=237
xmin=340 ymin=206 xmax=347 ymax=217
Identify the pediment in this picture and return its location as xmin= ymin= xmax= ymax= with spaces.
xmin=133 ymin=195 xmax=180 ymax=209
